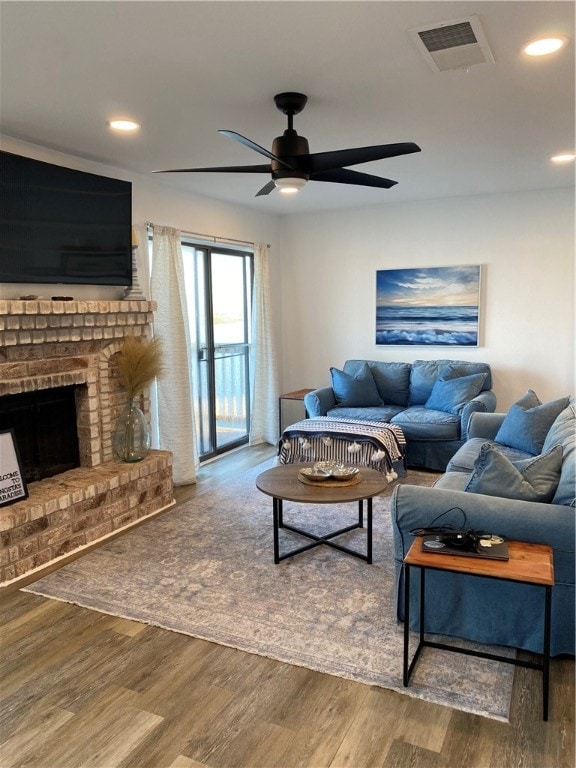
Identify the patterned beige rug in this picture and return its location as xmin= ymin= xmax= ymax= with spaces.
xmin=25 ymin=460 xmax=515 ymax=721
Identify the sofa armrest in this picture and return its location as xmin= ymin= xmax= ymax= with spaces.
xmin=390 ymin=484 xmax=575 ymax=586
xmin=459 ymin=391 xmax=497 ymax=441
xmin=304 ymin=387 xmax=337 ymax=417
xmin=467 ymin=411 xmax=506 ymax=440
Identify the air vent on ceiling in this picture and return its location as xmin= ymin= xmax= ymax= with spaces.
xmin=409 ymin=15 xmax=495 ymax=72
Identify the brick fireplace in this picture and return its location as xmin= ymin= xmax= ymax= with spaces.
xmin=0 ymin=299 xmax=174 ymax=585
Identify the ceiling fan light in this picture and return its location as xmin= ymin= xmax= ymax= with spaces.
xmin=275 ymin=177 xmax=307 ymax=194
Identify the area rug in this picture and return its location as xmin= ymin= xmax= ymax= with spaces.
xmin=25 ymin=460 xmax=515 ymax=721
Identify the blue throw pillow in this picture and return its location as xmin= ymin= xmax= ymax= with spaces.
xmin=425 ymin=372 xmax=487 ymax=415
xmin=330 ymin=363 xmax=383 ymax=407
xmin=495 ymin=390 xmax=571 ymax=455
xmin=542 ymin=403 xmax=575 ymax=507
xmin=465 ymin=443 xmax=563 ymax=502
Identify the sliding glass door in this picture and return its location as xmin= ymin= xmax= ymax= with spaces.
xmin=182 ymin=243 xmax=253 ymax=461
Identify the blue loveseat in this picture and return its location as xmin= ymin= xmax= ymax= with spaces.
xmin=391 ymin=394 xmax=575 ymax=657
xmin=304 ymin=359 xmax=496 ymax=471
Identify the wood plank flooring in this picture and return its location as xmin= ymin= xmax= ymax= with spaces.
xmin=1 ymin=445 xmax=574 ymax=768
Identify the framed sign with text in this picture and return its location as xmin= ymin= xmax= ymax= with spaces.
xmin=0 ymin=429 xmax=28 ymax=507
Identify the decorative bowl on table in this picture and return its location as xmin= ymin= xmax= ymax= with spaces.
xmin=329 ymin=466 xmax=360 ymax=480
xmin=298 ymin=461 xmax=360 ymax=482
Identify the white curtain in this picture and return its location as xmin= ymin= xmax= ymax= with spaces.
xmin=150 ymin=225 xmax=199 ymax=484
xmin=249 ymin=242 xmax=279 ymax=445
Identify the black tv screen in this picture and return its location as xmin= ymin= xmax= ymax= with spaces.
xmin=0 ymin=151 xmax=132 ymax=286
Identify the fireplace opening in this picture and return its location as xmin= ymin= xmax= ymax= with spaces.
xmin=0 ymin=385 xmax=81 ymax=483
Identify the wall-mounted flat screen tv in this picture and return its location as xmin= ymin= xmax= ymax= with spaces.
xmin=0 ymin=151 xmax=132 ymax=286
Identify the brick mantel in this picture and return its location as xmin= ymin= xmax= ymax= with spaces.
xmin=0 ymin=299 xmax=156 ymax=347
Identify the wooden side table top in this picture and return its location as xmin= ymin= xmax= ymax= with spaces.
xmin=256 ymin=464 xmax=388 ymax=504
xmin=279 ymin=388 xmax=315 ymax=401
xmin=405 ymin=538 xmax=554 ymax=586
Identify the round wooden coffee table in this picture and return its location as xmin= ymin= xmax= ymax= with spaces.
xmin=256 ymin=464 xmax=389 ymax=564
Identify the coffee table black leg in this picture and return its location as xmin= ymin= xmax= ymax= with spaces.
xmin=366 ymin=498 xmax=372 ymax=564
xmin=273 ymin=498 xmax=281 ymax=564
xmin=543 ymin=585 xmax=551 ymax=721
xmin=272 ymin=494 xmax=373 ymax=564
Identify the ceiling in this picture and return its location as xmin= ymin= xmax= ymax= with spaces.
xmin=1 ymin=1 xmax=574 ymax=215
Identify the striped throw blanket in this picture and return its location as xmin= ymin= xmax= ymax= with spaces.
xmin=278 ymin=417 xmax=406 ymax=478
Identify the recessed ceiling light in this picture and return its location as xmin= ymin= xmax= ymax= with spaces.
xmin=551 ymin=153 xmax=575 ymax=163
xmin=107 ymin=119 xmax=141 ymax=132
xmin=523 ymin=37 xmax=566 ymax=56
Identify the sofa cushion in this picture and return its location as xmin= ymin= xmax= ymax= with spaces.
xmin=326 ymin=405 xmax=403 ymax=422
xmin=330 ymin=363 xmax=383 ymax=407
xmin=441 ymin=362 xmax=493 ymax=390
xmin=495 ymin=390 xmax=571 ymax=455
xmin=409 ymin=360 xmax=445 ymax=405
xmin=425 ymin=372 xmax=487 ymax=415
xmin=434 ymin=472 xmax=471 ymax=492
xmin=343 ymin=360 xmax=411 ymax=406
xmin=409 ymin=360 xmax=492 ymax=405
xmin=465 ymin=443 xmax=564 ymax=502
xmin=542 ymin=404 xmax=576 ymax=506
xmin=391 ymin=406 xmax=460 ymax=441
xmin=369 ymin=362 xmax=411 ymax=407
xmin=446 ymin=437 xmax=533 ymax=473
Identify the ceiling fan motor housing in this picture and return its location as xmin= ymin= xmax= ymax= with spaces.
xmin=271 ymin=131 xmax=310 ymax=180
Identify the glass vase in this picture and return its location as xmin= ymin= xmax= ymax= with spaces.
xmin=114 ymin=398 xmax=151 ymax=462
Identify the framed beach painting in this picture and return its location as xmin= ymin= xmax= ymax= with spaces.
xmin=375 ymin=265 xmax=481 ymax=346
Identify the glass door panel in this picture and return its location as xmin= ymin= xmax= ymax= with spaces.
xmin=182 ymin=244 xmax=252 ymax=461
xmin=211 ymin=253 xmax=251 ymax=451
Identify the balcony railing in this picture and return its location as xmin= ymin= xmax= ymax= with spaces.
xmin=195 ymin=342 xmax=250 ymax=453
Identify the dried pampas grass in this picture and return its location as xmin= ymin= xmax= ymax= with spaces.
xmin=116 ymin=336 xmax=164 ymax=399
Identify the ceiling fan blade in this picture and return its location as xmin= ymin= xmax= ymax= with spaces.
xmin=255 ymin=180 xmax=277 ymax=197
xmin=153 ymin=164 xmax=271 ymax=174
xmin=219 ymin=130 xmax=294 ymax=170
xmin=306 ymin=142 xmax=421 ymax=174
xmin=312 ymin=168 xmax=397 ymax=189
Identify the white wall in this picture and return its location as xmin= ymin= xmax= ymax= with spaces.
xmin=279 ymin=188 xmax=575 ymax=410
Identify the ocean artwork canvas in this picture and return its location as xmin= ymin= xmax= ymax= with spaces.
xmin=376 ymin=265 xmax=481 ymax=346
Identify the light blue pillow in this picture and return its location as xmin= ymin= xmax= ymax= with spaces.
xmin=465 ymin=443 xmax=564 ymax=502
xmin=330 ymin=362 xmax=383 ymax=407
xmin=495 ymin=390 xmax=571 ymax=455
xmin=425 ymin=372 xmax=487 ymax=415
xmin=542 ymin=404 xmax=575 ymax=507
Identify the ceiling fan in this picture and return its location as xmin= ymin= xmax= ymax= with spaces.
xmin=154 ymin=92 xmax=421 ymax=196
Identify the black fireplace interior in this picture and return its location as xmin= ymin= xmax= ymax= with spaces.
xmin=0 ymin=385 xmax=81 ymax=483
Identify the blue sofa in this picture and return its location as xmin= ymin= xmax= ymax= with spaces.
xmin=391 ymin=396 xmax=575 ymax=656
xmin=304 ymin=359 xmax=496 ymax=471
